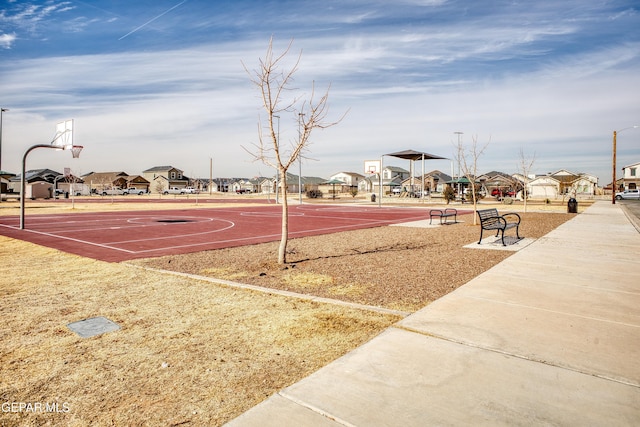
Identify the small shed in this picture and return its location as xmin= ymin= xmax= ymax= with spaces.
xmin=27 ymin=181 xmax=53 ymax=199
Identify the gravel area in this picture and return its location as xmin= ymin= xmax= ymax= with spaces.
xmin=133 ymin=211 xmax=573 ymax=312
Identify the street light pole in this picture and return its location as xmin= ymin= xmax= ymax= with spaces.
xmin=612 ymin=125 xmax=638 ymax=205
xmin=612 ymin=130 xmax=617 ymax=205
xmin=0 ymin=108 xmax=7 ymax=204
xmin=454 ymin=131 xmax=463 ymax=196
xmin=0 ymin=108 xmax=8 ymax=172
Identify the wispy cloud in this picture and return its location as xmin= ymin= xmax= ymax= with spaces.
xmin=0 ymin=0 xmax=638 ymax=183
xmin=0 ymin=1 xmax=75 ymax=33
xmin=0 ymin=32 xmax=17 ymax=49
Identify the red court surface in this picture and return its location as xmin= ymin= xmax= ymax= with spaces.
xmin=0 ymin=204 xmax=469 ymax=262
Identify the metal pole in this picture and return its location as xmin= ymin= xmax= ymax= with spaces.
xmin=612 ymin=131 xmax=617 ymax=205
xmin=20 ymin=144 xmax=56 ymax=229
xmin=454 ymin=132 xmax=463 ymax=198
xmin=0 ymin=108 xmax=7 ymax=172
xmin=0 ymin=108 xmax=7 ymax=204
xmin=378 ymin=155 xmax=383 ymax=207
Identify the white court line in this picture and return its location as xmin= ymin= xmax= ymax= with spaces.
xmin=128 ymin=217 xmax=401 ymax=254
xmin=103 ymin=219 xmax=235 ymax=245
xmin=0 ymin=207 xmax=430 ymax=256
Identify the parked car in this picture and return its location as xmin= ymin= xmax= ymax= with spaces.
xmin=615 ymin=189 xmax=640 ymax=200
xmin=491 ymin=188 xmax=516 ymax=198
xmin=126 ymin=188 xmax=146 ymax=195
xmin=182 ymin=187 xmax=198 ymax=194
xmin=101 ymin=187 xmax=127 ymax=196
xmin=235 ymin=189 xmax=250 ymax=194
xmin=163 ymin=187 xmax=184 ymax=195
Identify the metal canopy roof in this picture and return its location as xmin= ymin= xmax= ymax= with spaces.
xmin=384 ymin=149 xmax=447 ymax=161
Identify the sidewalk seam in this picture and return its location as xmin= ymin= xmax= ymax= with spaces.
xmin=277 ymin=391 xmax=357 ymax=427
xmin=393 ymin=324 xmax=640 ymax=388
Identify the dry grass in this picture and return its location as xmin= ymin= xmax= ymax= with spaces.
xmin=0 ymin=237 xmax=399 ymax=426
xmin=0 ymin=196 xmax=582 ymax=425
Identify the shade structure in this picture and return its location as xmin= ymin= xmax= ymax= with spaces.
xmin=384 ymin=149 xmax=447 ymax=161
xmin=380 ymin=149 xmax=448 ymax=203
xmin=321 ymin=179 xmax=346 ymax=199
xmin=446 ymin=177 xmax=471 ymax=184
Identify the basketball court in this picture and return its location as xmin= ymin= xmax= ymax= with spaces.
xmin=0 ymin=204 xmax=468 ymax=262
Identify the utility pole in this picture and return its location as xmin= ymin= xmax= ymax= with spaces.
xmin=209 ymin=157 xmax=213 ymax=195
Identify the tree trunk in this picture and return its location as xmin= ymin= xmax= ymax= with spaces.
xmin=277 ymin=168 xmax=288 ymax=264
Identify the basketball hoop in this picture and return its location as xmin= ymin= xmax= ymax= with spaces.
xmin=70 ymin=145 xmax=83 ymax=158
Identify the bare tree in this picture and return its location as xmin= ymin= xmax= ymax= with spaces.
xmin=517 ymin=147 xmax=536 ymax=212
xmin=243 ymin=38 xmax=345 ymax=264
xmin=456 ymin=135 xmax=490 ymax=225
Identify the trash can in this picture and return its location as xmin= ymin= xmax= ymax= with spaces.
xmin=64 ymin=192 xmax=69 ymax=199
xmin=567 ymin=198 xmax=577 ymax=213
xmin=371 ymin=193 xmax=376 ymax=202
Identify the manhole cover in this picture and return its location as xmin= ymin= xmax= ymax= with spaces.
xmin=67 ymin=316 xmax=120 ymax=338
xmin=156 ymin=219 xmax=193 ymax=223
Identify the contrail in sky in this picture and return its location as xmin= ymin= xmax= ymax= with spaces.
xmin=119 ymin=0 xmax=188 ymax=40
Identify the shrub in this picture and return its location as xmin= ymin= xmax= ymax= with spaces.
xmin=306 ymin=189 xmax=323 ymax=199
xmin=442 ymin=186 xmax=456 ymax=204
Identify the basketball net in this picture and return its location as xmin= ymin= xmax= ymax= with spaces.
xmin=70 ymin=145 xmax=83 ymax=158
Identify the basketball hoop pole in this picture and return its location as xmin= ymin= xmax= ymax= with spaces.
xmin=20 ymin=140 xmax=81 ymax=229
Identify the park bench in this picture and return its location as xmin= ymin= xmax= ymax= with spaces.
xmin=429 ymin=208 xmax=458 ymax=225
xmin=477 ymin=208 xmax=522 ymax=246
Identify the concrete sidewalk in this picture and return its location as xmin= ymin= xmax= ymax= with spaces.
xmin=226 ymin=201 xmax=640 ymax=426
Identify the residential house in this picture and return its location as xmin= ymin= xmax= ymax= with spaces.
xmin=359 ymin=166 xmax=409 ymax=194
xmin=330 ymin=172 xmax=364 ymax=189
xmin=265 ymin=173 xmax=326 ymax=195
xmin=55 ymin=174 xmax=89 ymax=196
xmin=527 ymin=175 xmax=561 ymax=199
xmin=8 ymin=169 xmax=61 ymax=198
xmin=125 ymin=175 xmax=151 ymax=192
xmin=83 ymin=172 xmax=130 ymax=193
xmin=477 ymin=171 xmax=518 ymax=195
xmin=546 ymin=169 xmax=597 ymax=196
xmin=142 ymin=166 xmax=189 ymax=193
xmin=622 ymin=162 xmax=640 ymax=190
xmin=0 ymin=171 xmax=16 ymax=195
xmin=231 ymin=177 xmax=265 ymax=193
xmin=231 ymin=179 xmax=252 ymax=193
xmin=420 ymin=170 xmax=452 ymax=193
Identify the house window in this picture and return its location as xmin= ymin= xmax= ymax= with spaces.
xmin=178 ymin=172 xmax=182 ymax=179
xmin=631 ymin=168 xmax=637 ymax=177
xmin=171 ymin=172 xmax=176 ymax=179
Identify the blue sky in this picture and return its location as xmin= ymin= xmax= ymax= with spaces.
xmin=1 ymin=0 xmax=639 ymax=184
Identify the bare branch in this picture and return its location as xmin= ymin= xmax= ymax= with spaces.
xmin=244 ymin=38 xmax=347 ymax=264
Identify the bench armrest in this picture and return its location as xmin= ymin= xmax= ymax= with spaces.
xmin=501 ymin=212 xmax=521 ymax=224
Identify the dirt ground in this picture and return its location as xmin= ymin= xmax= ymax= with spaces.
xmin=0 ymin=196 xmax=580 ymax=426
xmin=133 ymin=208 xmax=575 ymax=312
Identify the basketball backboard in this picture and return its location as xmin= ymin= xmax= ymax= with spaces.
xmin=364 ymin=159 xmax=381 ymax=174
xmin=52 ymin=119 xmax=73 ymax=149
